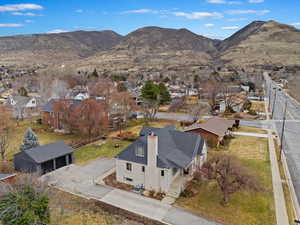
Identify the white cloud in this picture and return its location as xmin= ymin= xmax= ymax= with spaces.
xmin=12 ymin=12 xmax=37 ymax=16
xmin=0 ymin=4 xmax=43 ymax=12
xmin=122 ymin=9 xmax=159 ymax=14
xmin=204 ymin=23 xmax=215 ymax=27
xmin=249 ymin=0 xmax=264 ymax=3
xmin=174 ymin=12 xmax=223 ymax=19
xmin=292 ymin=22 xmax=300 ymax=27
xmin=0 ymin=23 xmax=24 ymax=27
xmin=47 ymin=29 xmax=68 ymax=34
xmin=228 ymin=18 xmax=248 ymax=22
xmin=75 ymin=9 xmax=83 ymax=13
xmin=25 ymin=19 xmax=34 ymax=23
xmin=226 ymin=9 xmax=270 ymax=15
xmin=222 ymin=26 xmax=239 ymax=30
xmin=207 ymin=0 xmax=242 ymax=4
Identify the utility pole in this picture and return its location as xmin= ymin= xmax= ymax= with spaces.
xmin=279 ymin=99 xmax=288 ymax=161
xmin=271 ymin=88 xmax=277 ymax=119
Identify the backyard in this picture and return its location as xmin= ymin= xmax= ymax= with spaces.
xmin=176 ymin=134 xmax=276 ymax=225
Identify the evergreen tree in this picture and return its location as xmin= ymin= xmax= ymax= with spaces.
xmin=20 ymin=128 xmax=39 ymax=151
xmin=0 ymin=184 xmax=50 ymax=225
xmin=158 ymin=83 xmax=171 ymax=104
xmin=141 ymin=80 xmax=160 ymax=101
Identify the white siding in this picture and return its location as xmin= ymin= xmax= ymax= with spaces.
xmin=116 ymin=159 xmax=146 ymax=187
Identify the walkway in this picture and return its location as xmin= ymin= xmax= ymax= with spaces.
xmin=232 ymin=131 xmax=268 ymax=138
xmin=264 ymin=90 xmax=289 ymax=225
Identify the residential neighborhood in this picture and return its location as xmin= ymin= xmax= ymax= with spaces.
xmin=0 ymin=1 xmax=300 ymax=225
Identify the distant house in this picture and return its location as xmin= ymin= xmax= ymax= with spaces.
xmin=14 ymin=142 xmax=74 ymax=175
xmin=41 ymin=99 xmax=82 ymax=130
xmin=0 ymin=174 xmax=16 ymax=183
xmin=186 ymin=117 xmax=236 ymax=147
xmin=115 ymin=126 xmax=207 ymax=194
xmin=6 ymin=95 xmax=38 ymax=119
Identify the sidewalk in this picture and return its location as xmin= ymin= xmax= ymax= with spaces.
xmin=264 ymin=97 xmax=289 ymax=225
xmin=232 ymin=131 xmax=268 ymax=138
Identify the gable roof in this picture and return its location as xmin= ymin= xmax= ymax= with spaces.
xmin=185 ymin=117 xmax=235 ymax=137
xmin=116 ymin=126 xmax=204 ymax=169
xmin=21 ymin=142 xmax=74 ymax=163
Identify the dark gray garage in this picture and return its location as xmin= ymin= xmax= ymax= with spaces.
xmin=14 ymin=141 xmax=74 ymax=175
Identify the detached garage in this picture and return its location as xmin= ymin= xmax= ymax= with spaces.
xmin=14 ymin=141 xmax=74 ymax=175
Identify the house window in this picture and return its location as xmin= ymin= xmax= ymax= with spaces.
xmin=135 ymin=145 xmax=144 ymax=157
xmin=161 ymin=170 xmax=165 ymax=177
xmin=142 ymin=166 xmax=145 ymax=172
xmin=125 ymin=177 xmax=133 ymax=182
xmin=126 ymin=163 xmax=132 ymax=171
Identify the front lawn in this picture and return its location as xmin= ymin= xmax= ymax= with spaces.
xmin=74 ymin=139 xmax=132 ymax=164
xmin=176 ymin=135 xmax=276 ymax=225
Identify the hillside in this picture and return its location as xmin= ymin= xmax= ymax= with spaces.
xmin=219 ymin=21 xmax=300 ymax=67
xmin=0 ymin=21 xmax=299 ymax=70
xmin=65 ymin=27 xmax=218 ymax=71
xmin=0 ymin=30 xmax=123 ymax=65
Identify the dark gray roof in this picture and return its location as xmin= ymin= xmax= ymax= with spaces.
xmin=22 ymin=142 xmax=74 ymax=163
xmin=0 ymin=174 xmax=15 ymax=181
xmin=41 ymin=99 xmax=82 ymax=113
xmin=116 ymin=126 xmax=204 ymax=169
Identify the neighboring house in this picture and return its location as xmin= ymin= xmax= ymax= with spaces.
xmin=14 ymin=142 xmax=74 ymax=175
xmin=115 ymin=126 xmax=207 ymax=194
xmin=0 ymin=174 xmax=16 ymax=183
xmin=6 ymin=95 xmax=38 ymax=119
xmin=186 ymin=117 xmax=236 ymax=147
xmin=41 ymin=99 xmax=82 ymax=130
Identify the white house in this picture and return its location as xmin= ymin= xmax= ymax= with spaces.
xmin=115 ymin=126 xmax=207 ymax=194
xmin=6 ymin=95 xmax=38 ymax=119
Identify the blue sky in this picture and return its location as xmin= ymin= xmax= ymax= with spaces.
xmin=0 ymin=0 xmax=299 ymax=39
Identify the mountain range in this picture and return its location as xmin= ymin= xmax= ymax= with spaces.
xmin=0 ymin=20 xmax=299 ymax=71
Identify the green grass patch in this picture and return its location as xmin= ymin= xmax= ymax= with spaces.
xmin=74 ymin=140 xmax=132 ymax=164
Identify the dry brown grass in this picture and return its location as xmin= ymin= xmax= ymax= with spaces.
xmin=238 ymin=126 xmax=268 ymax=134
xmin=50 ymin=189 xmax=142 ymax=225
xmin=251 ymin=101 xmax=266 ymax=113
xmin=224 ymin=136 xmax=268 ymax=161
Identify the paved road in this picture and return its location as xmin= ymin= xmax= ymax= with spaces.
xmin=265 ymin=72 xmax=300 ymax=204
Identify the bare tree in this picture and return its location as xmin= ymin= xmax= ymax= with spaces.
xmin=0 ymin=106 xmax=13 ymax=161
xmin=221 ymin=86 xmax=245 ymax=113
xmin=202 ymin=80 xmax=222 ymax=112
xmin=188 ymin=103 xmax=210 ymax=122
xmin=199 ymin=154 xmax=261 ymax=205
xmin=75 ymin=99 xmax=108 ymax=139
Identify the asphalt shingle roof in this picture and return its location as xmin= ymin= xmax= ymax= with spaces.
xmin=116 ymin=126 xmax=204 ymax=169
xmin=185 ymin=117 xmax=235 ymax=137
xmin=23 ymin=141 xmax=74 ymax=163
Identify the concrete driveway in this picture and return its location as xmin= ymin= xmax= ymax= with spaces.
xmin=41 ymin=158 xmax=115 ymax=198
